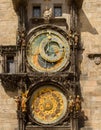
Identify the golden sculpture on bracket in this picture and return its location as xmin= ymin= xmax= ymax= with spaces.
xmin=21 ymin=90 xmax=29 ymax=112
xmin=68 ymin=95 xmax=81 ymax=114
xmin=15 ymin=90 xmax=29 ymax=112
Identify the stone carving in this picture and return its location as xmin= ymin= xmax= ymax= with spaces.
xmin=75 ymin=95 xmax=81 ymax=112
xmin=0 ymin=46 xmax=17 ymax=54
xmin=43 ymin=7 xmax=52 ymax=21
xmin=68 ymin=95 xmax=82 ymax=116
xmin=16 ymin=27 xmax=26 ymax=46
xmin=68 ymin=30 xmax=79 ymax=46
xmin=68 ymin=96 xmax=75 ymax=112
xmin=94 ymin=56 xmax=101 ymax=65
xmin=88 ymin=54 xmax=101 ymax=65
xmin=15 ymin=96 xmax=21 ymax=110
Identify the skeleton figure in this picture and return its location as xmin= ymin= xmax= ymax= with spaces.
xmin=75 ymin=95 xmax=81 ymax=112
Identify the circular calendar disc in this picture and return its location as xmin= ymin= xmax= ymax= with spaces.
xmin=29 ymin=85 xmax=68 ymax=125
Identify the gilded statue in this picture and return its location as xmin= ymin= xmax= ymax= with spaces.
xmin=21 ymin=90 xmax=29 ymax=112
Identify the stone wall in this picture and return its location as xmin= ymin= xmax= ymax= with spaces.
xmin=79 ymin=0 xmax=101 ymax=130
xmin=0 ymin=0 xmax=18 ymax=45
xmin=0 ymin=85 xmax=18 ymax=130
xmin=0 ymin=0 xmax=18 ymax=130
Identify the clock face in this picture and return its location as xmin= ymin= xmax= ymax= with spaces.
xmin=29 ymin=85 xmax=68 ymax=125
xmin=27 ymin=28 xmax=70 ymax=72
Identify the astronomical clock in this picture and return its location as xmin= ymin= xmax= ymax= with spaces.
xmin=26 ymin=26 xmax=70 ymax=72
xmin=20 ymin=23 xmax=79 ymax=130
xmin=25 ymin=25 xmax=72 ymax=127
xmin=0 ymin=1 xmax=82 ymax=130
xmin=28 ymin=85 xmax=68 ymax=125
xmin=0 ymin=23 xmax=80 ymax=130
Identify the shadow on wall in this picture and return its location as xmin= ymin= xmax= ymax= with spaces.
xmin=1 ymin=81 xmax=18 ymax=98
xmin=75 ymin=7 xmax=100 ymax=130
xmin=78 ymin=110 xmax=88 ymax=130
xmin=78 ymin=9 xmax=98 ymax=35
xmin=76 ymin=8 xmax=99 ymax=97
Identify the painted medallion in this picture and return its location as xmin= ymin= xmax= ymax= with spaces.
xmin=29 ymin=85 xmax=67 ymax=124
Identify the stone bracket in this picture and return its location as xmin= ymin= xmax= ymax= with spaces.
xmin=0 ymin=45 xmax=18 ymax=55
xmin=88 ymin=53 xmax=101 ymax=65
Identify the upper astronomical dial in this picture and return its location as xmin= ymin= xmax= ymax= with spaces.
xmin=27 ymin=28 xmax=70 ymax=72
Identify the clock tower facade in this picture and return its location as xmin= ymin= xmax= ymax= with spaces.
xmin=0 ymin=0 xmax=101 ymax=130
xmin=0 ymin=0 xmax=82 ymax=130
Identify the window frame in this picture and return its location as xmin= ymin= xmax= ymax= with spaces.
xmin=54 ymin=4 xmax=62 ymax=17
xmin=4 ymin=53 xmax=16 ymax=73
xmin=32 ymin=4 xmax=41 ymax=18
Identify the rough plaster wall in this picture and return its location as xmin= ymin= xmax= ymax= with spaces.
xmin=0 ymin=0 xmax=18 ymax=130
xmin=0 ymin=0 xmax=18 ymax=45
xmin=0 ymin=84 xmax=18 ymax=130
xmin=79 ymin=0 xmax=101 ymax=130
